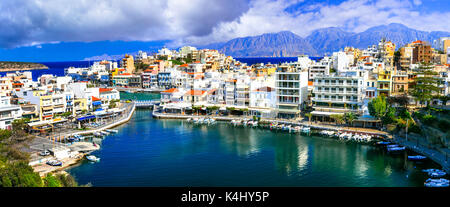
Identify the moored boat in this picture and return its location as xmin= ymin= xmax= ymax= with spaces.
xmin=86 ymin=155 xmax=100 ymax=162
xmin=424 ymin=178 xmax=449 ymax=187
xmin=106 ymin=129 xmax=118 ymax=133
xmin=46 ymin=160 xmax=63 ymax=166
xmin=407 ymin=155 xmax=427 ymax=161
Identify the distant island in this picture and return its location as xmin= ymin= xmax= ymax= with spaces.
xmin=0 ymin=61 xmax=48 ymax=72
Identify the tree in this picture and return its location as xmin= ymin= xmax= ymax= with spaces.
xmin=368 ymin=95 xmax=388 ymax=119
xmin=43 ymin=173 xmax=62 ymax=187
xmin=330 ymin=114 xmax=344 ymax=127
xmin=409 ymin=62 xmax=441 ymax=107
xmin=344 ymin=112 xmax=357 ymax=127
xmin=304 ymin=113 xmax=312 ymax=126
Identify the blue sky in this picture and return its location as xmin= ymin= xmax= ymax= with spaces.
xmin=0 ymin=0 xmax=449 ymax=61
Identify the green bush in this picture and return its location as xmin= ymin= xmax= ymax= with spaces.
xmin=421 ymin=114 xmax=436 ymax=125
xmin=437 ymin=120 xmax=450 ymax=131
xmin=409 ymin=124 xmax=421 ymax=134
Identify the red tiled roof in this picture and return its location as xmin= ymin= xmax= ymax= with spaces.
xmin=92 ymin=96 xmax=101 ymax=101
xmin=162 ymin=88 xmax=178 ymax=93
xmin=120 ymin=73 xmax=132 ymax=76
xmin=184 ymin=90 xmax=206 ymax=96
xmin=99 ymin=88 xmax=113 ymax=93
xmin=255 ymin=86 xmax=274 ymax=92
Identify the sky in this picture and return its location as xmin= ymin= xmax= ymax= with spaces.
xmin=1 ymin=0 xmax=449 ymax=61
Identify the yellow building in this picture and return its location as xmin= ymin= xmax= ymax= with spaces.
xmin=121 ymin=54 xmax=135 ymax=74
xmin=73 ymin=98 xmax=88 ymax=116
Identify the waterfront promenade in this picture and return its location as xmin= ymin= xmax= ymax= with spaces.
xmin=151 ymin=112 xmax=389 ymax=137
xmin=30 ymin=102 xmax=136 ymax=176
xmin=393 ymin=136 xmax=450 ymax=173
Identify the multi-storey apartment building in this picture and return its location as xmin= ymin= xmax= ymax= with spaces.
xmin=311 ymin=72 xmax=366 ymax=120
xmin=0 ymin=96 xmax=23 ymax=130
xmin=275 ymin=65 xmax=308 ymax=119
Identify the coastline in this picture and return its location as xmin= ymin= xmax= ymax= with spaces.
xmin=0 ymin=66 xmax=49 ymax=72
xmin=30 ymin=102 xmax=136 ymax=177
xmin=152 ymin=112 xmax=450 ymax=173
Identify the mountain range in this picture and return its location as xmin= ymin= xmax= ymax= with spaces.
xmin=200 ymin=23 xmax=450 ymax=57
xmin=81 ymin=23 xmax=450 ymax=60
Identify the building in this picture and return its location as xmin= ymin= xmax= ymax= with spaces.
xmin=0 ymin=96 xmax=23 ymax=130
xmin=120 ymin=54 xmax=135 ymax=74
xmin=275 ymin=65 xmax=308 ymax=119
xmin=311 ymin=72 xmax=366 ymax=121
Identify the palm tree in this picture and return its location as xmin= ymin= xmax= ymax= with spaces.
xmin=305 ymin=113 xmax=312 ymax=126
xmin=331 ymin=114 xmax=344 ymax=127
xmin=344 ymin=112 xmax=357 ymax=129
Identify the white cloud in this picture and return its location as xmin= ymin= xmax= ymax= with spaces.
xmin=183 ymin=0 xmax=450 ymax=46
xmin=0 ymin=0 xmax=448 ymax=48
xmin=0 ymin=0 xmax=249 ymax=48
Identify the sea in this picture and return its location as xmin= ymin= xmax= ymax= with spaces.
xmin=0 ymin=57 xmax=322 ymax=80
xmin=66 ymin=109 xmax=441 ymax=187
xmin=2 ymin=59 xmax=443 ymax=186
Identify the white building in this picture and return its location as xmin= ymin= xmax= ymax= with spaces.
xmin=275 ymin=65 xmax=309 ymax=119
xmin=0 ymin=96 xmax=23 ymax=130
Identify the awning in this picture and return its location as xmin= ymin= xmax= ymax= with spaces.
xmin=311 ymin=111 xmax=344 ymax=116
xmin=77 ymin=115 xmax=96 ymax=121
xmin=92 ymin=101 xmax=102 ymax=106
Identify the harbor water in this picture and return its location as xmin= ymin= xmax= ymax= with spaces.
xmin=67 ymin=109 xmax=441 ymax=186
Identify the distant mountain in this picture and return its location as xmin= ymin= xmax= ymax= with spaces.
xmin=204 ymin=31 xmax=318 ymax=57
xmin=201 ymin=23 xmax=450 ymax=57
xmin=83 ymin=54 xmax=127 ymax=61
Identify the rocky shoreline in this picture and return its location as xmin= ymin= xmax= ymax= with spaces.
xmin=0 ymin=61 xmax=48 ymax=72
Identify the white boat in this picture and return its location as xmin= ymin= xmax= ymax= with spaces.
xmin=407 ymin=155 xmax=427 ymax=161
xmin=93 ymin=132 xmax=103 ymax=137
xmin=100 ymin=131 xmax=109 ymax=135
xmin=46 ymin=160 xmax=62 ymax=166
xmin=301 ymin=127 xmax=310 ymax=133
xmin=252 ymin=121 xmax=258 ymax=127
xmin=106 ymin=129 xmax=118 ymax=133
xmin=387 ymin=146 xmax=406 ymax=152
xmin=424 ymin=178 xmax=449 ymax=187
xmin=86 ymin=155 xmax=100 ymax=162
xmin=187 ymin=118 xmax=192 ymax=122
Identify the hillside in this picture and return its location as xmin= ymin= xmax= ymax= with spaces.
xmin=0 ymin=61 xmax=48 ymax=72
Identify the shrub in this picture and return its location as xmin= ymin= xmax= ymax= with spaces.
xmin=409 ymin=124 xmax=421 ymax=134
xmin=437 ymin=120 xmax=450 ymax=131
xmin=421 ymin=114 xmax=436 ymax=125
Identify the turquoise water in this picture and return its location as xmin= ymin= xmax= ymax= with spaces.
xmin=119 ymin=92 xmax=161 ymax=101
xmin=67 ymin=109 xmax=440 ymax=187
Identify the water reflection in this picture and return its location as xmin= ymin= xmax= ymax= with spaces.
xmin=68 ymin=110 xmax=443 ymax=186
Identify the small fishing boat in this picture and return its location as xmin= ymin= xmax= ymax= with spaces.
xmin=94 ymin=132 xmax=103 ymax=137
xmin=106 ymin=129 xmax=118 ymax=133
xmin=424 ymin=169 xmax=447 ymax=178
xmin=387 ymin=144 xmax=399 ymax=148
xmin=387 ymin=146 xmax=406 ymax=152
xmin=39 ymin=150 xmax=50 ymax=156
xmin=301 ymin=127 xmax=310 ymax=133
xmin=187 ymin=118 xmax=192 ymax=122
xmin=100 ymin=131 xmax=109 ymax=135
xmin=407 ymin=155 xmax=427 ymax=161
xmin=377 ymin=141 xmax=391 ymax=145
xmin=46 ymin=160 xmax=62 ymax=166
xmin=86 ymin=155 xmax=100 ymax=162
xmin=424 ymin=178 xmax=449 ymax=187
